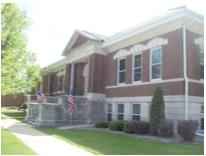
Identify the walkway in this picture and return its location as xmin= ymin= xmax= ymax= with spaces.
xmin=1 ymin=117 xmax=94 ymax=156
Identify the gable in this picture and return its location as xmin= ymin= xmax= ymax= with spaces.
xmin=62 ymin=30 xmax=104 ymax=56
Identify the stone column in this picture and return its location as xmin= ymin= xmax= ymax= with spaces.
xmin=69 ymin=64 xmax=74 ymax=92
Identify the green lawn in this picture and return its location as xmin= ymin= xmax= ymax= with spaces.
xmin=1 ymin=107 xmax=26 ymax=121
xmin=1 ymin=129 xmax=35 ymax=155
xmin=39 ymin=128 xmax=204 ymax=155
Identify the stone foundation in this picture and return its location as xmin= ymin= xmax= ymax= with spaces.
xmin=25 ymin=94 xmax=106 ymax=127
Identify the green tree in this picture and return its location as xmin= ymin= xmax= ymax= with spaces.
xmin=1 ymin=3 xmax=40 ymax=95
xmin=150 ymin=87 xmax=165 ymax=135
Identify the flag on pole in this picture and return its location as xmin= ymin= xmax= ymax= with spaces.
xmin=68 ymin=89 xmax=75 ymax=112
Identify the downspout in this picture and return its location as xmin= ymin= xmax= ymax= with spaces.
xmin=183 ymin=24 xmax=188 ymax=120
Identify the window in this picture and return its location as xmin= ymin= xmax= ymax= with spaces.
xmin=200 ymin=51 xmax=204 ymax=79
xmin=118 ymin=58 xmax=126 ymax=83
xmin=117 ymin=104 xmax=124 ymax=120
xmin=133 ymin=54 xmax=142 ymax=81
xmin=151 ymin=47 xmax=162 ymax=80
xmin=107 ymin=104 xmax=112 ymax=121
xmin=201 ymin=105 xmax=204 ymax=114
xmin=132 ymin=104 xmax=141 ymax=121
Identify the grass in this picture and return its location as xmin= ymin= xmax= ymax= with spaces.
xmin=2 ymin=107 xmax=204 ymax=155
xmin=39 ymin=128 xmax=204 ymax=155
xmin=1 ymin=129 xmax=35 ymax=155
xmin=1 ymin=107 xmax=26 ymax=121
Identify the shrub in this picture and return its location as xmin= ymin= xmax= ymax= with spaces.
xmin=95 ymin=122 xmax=109 ymax=128
xmin=177 ymin=120 xmax=198 ymax=142
xmin=124 ymin=121 xmax=150 ymax=134
xmin=135 ymin=121 xmax=150 ymax=134
xmin=124 ymin=121 xmax=136 ymax=133
xmin=150 ymin=87 xmax=165 ymax=135
xmin=159 ymin=120 xmax=174 ymax=137
xmin=18 ymin=103 xmax=27 ymax=112
xmin=109 ymin=121 xmax=125 ymax=131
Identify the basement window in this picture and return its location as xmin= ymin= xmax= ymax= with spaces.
xmin=107 ymin=104 xmax=112 ymax=121
xmin=132 ymin=104 xmax=141 ymax=121
xmin=117 ymin=104 xmax=124 ymax=120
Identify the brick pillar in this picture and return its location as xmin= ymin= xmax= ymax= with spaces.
xmin=88 ymin=53 xmax=105 ymax=93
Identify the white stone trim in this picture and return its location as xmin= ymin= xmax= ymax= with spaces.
xmin=113 ymin=49 xmax=130 ymax=60
xmin=107 ymin=95 xmax=186 ymax=103
xmin=106 ymin=78 xmax=184 ymax=89
xmin=113 ymin=38 xmax=167 ymax=60
xmin=188 ymin=79 xmax=204 ymax=84
xmin=86 ymin=93 xmax=106 ymax=101
xmin=146 ymin=38 xmax=168 ymax=49
xmin=130 ymin=44 xmax=145 ymax=54
xmin=194 ymin=37 xmax=204 ymax=50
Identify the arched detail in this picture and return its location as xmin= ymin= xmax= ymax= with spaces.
xmin=130 ymin=44 xmax=146 ymax=54
xmin=146 ymin=37 xmax=168 ymax=49
xmin=113 ymin=49 xmax=130 ymax=59
xmin=195 ymin=37 xmax=204 ymax=50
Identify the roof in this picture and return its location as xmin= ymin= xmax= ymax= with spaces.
xmin=102 ymin=7 xmax=203 ymax=47
xmin=62 ymin=30 xmax=105 ymax=56
xmin=43 ymin=58 xmax=67 ymax=73
xmin=44 ymin=7 xmax=203 ymax=72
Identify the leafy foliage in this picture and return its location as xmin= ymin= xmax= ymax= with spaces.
xmin=95 ymin=122 xmax=109 ymax=128
xmin=1 ymin=3 xmax=40 ymax=95
xmin=177 ymin=120 xmax=198 ymax=142
xmin=124 ymin=121 xmax=150 ymax=134
xmin=109 ymin=121 xmax=125 ymax=131
xmin=159 ymin=120 xmax=174 ymax=137
xmin=150 ymin=87 xmax=165 ymax=135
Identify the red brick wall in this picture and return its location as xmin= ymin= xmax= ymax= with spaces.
xmin=106 ymin=81 xmax=185 ymax=97
xmin=188 ymin=82 xmax=203 ymax=97
xmin=186 ymin=30 xmax=201 ymax=80
xmin=88 ymin=54 xmax=106 ymax=93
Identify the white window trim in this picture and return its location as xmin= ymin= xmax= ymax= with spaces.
xmin=117 ymin=57 xmax=127 ymax=85
xmin=132 ymin=53 xmax=143 ymax=83
xmin=117 ymin=104 xmax=124 ymax=120
xmin=132 ymin=104 xmax=141 ymax=121
xmin=150 ymin=46 xmax=162 ymax=81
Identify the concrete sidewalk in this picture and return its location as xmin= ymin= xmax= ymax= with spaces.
xmin=1 ymin=118 xmax=94 ymax=156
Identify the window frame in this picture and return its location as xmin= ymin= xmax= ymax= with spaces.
xmin=117 ymin=57 xmax=127 ymax=85
xmin=117 ymin=104 xmax=124 ymax=120
xmin=150 ymin=46 xmax=162 ymax=81
xmin=132 ymin=53 xmax=142 ymax=83
xmin=132 ymin=104 xmax=141 ymax=121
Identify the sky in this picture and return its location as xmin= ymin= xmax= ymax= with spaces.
xmin=10 ymin=0 xmax=206 ymax=67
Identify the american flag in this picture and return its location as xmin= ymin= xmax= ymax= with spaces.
xmin=68 ymin=89 xmax=75 ymax=112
